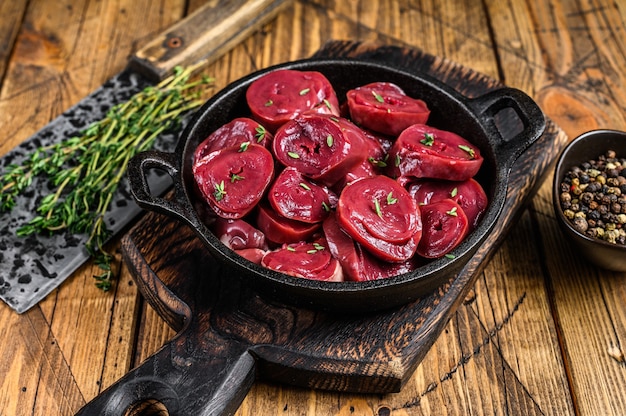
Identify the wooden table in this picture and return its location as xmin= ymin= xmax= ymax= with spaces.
xmin=1 ymin=1 xmax=625 ymax=415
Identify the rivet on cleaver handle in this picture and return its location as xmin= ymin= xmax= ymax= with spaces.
xmin=129 ymin=0 xmax=293 ymax=83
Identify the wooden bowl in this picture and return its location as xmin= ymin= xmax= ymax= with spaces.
xmin=552 ymin=129 xmax=626 ymax=272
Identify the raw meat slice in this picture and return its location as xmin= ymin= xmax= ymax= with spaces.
xmin=261 ymin=239 xmax=344 ymax=281
xmin=235 ymin=248 xmax=268 ymax=265
xmin=246 ymin=69 xmax=340 ymax=132
xmin=408 ymin=178 xmax=488 ymax=231
xmin=194 ymin=117 xmax=272 ymax=162
xmin=193 ymin=143 xmax=274 ymax=219
xmin=268 ymin=167 xmax=335 ymax=223
xmin=256 ymin=203 xmax=320 ymax=244
xmin=387 ymin=124 xmax=483 ymax=183
xmin=417 ymin=199 xmax=469 ymax=258
xmin=212 ymin=217 xmax=268 ymax=250
xmin=346 ymin=82 xmax=430 ymax=136
xmin=323 ymin=213 xmax=417 ymax=282
xmin=336 ymin=175 xmax=421 ymax=262
xmin=272 ymin=115 xmax=368 ymax=186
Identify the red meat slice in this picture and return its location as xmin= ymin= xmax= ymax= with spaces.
xmin=234 ymin=248 xmax=268 ymax=265
xmin=336 ymin=175 xmax=422 ymax=262
xmin=246 ymin=69 xmax=340 ymax=132
xmin=212 ymin=217 xmax=268 ymax=250
xmin=332 ymin=159 xmax=378 ymax=191
xmin=256 ymin=203 xmax=320 ymax=244
xmin=268 ymin=167 xmax=335 ymax=224
xmin=193 ymin=143 xmax=274 ymax=219
xmin=323 ymin=213 xmax=417 ymax=282
xmin=346 ymin=82 xmax=430 ymax=136
xmin=331 ymin=118 xmax=387 ymax=190
xmin=408 ymin=178 xmax=488 ymax=231
xmin=272 ymin=115 xmax=368 ymax=186
xmin=261 ymin=239 xmax=344 ymax=282
xmin=387 ymin=124 xmax=483 ymax=183
xmin=417 ymin=199 xmax=469 ymax=258
xmin=194 ymin=117 xmax=272 ymax=162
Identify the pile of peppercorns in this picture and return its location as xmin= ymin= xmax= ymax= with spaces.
xmin=558 ymin=150 xmax=626 ymax=246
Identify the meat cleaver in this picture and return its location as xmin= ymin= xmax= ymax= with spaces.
xmin=0 ymin=0 xmax=292 ymax=313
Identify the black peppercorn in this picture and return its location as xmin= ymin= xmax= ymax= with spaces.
xmin=587 ymin=182 xmax=602 ymax=192
xmin=559 ymin=149 xmax=626 ymax=247
xmin=612 ymin=203 xmax=622 ymax=214
xmin=580 ymin=192 xmax=594 ymax=205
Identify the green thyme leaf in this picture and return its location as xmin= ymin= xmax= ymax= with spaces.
xmin=420 ymin=133 xmax=434 ymax=146
xmin=374 ymin=198 xmax=382 ymax=218
xmin=372 ymin=90 xmax=384 ymax=103
xmin=239 ymin=141 xmax=250 ymax=152
xmin=255 ymin=125 xmax=266 ymax=142
xmin=230 ymin=173 xmax=244 ymax=183
xmin=214 ymin=180 xmax=227 ymax=201
xmin=368 ymin=156 xmax=387 ymax=168
xmin=458 ymin=144 xmax=475 ymax=158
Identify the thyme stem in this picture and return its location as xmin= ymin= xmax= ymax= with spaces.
xmin=0 ymin=65 xmax=214 ymax=291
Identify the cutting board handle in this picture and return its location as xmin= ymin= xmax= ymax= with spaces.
xmin=129 ymin=0 xmax=292 ymax=82
xmin=75 ymin=333 xmax=256 ymax=415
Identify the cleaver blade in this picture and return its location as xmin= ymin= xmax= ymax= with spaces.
xmin=0 ymin=0 xmax=292 ymax=313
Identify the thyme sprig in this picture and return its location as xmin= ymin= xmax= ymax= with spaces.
xmin=0 ymin=65 xmax=213 ymax=291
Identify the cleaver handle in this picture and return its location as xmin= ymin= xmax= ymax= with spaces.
xmin=128 ymin=0 xmax=292 ymax=82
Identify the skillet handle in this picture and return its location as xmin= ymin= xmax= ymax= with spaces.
xmin=127 ymin=150 xmax=202 ymax=229
xmin=469 ymin=88 xmax=546 ymax=169
xmin=75 ymin=334 xmax=256 ymax=416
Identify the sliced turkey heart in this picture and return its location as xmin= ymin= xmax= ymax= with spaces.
xmin=408 ymin=178 xmax=488 ymax=231
xmin=346 ymin=81 xmax=430 ymax=136
xmin=194 ymin=117 xmax=272 ymax=162
xmin=327 ymin=117 xmax=386 ymax=190
xmin=417 ymin=199 xmax=469 ymax=258
xmin=234 ymin=248 xmax=267 ymax=265
xmin=256 ymin=203 xmax=320 ymax=244
xmin=212 ymin=217 xmax=268 ymax=250
xmin=388 ymin=124 xmax=483 ymax=183
xmin=246 ymin=69 xmax=340 ymax=133
xmin=272 ymin=115 xmax=368 ymax=186
xmin=267 ymin=167 xmax=335 ymax=224
xmin=323 ymin=213 xmax=417 ymax=282
xmin=336 ymin=175 xmax=422 ymax=262
xmin=193 ymin=143 xmax=274 ymax=219
xmin=261 ymin=239 xmax=344 ymax=282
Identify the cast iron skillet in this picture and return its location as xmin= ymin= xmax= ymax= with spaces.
xmin=127 ymin=58 xmax=545 ymax=313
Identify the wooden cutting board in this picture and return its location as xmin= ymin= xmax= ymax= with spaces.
xmin=77 ymin=41 xmax=568 ymax=415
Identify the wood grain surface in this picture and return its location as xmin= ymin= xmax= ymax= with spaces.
xmin=1 ymin=1 xmax=625 ymax=415
xmin=75 ymin=41 xmax=560 ymax=415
